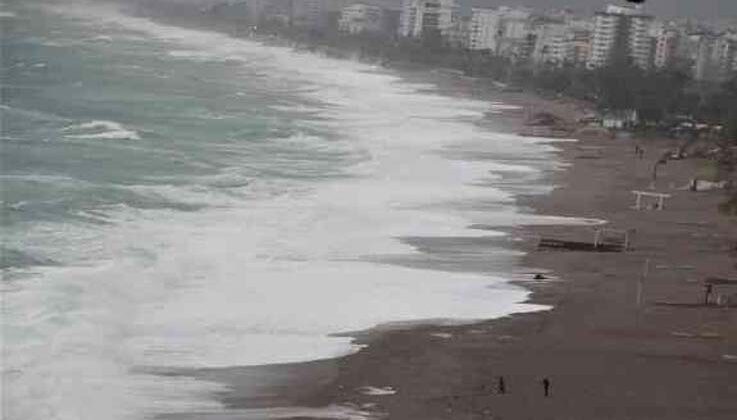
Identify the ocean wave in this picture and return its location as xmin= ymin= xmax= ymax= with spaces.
xmin=167 ymin=49 xmax=212 ymax=59
xmin=1 ymin=247 xmax=58 ymax=269
xmin=489 ymin=102 xmax=524 ymax=110
xmin=12 ymin=3 xmax=566 ymax=420
xmin=0 ymin=104 xmax=69 ymax=122
xmin=64 ymin=120 xmax=141 ymax=140
xmin=88 ymin=34 xmax=113 ymax=43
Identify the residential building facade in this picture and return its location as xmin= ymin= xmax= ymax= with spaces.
xmin=468 ymin=8 xmax=502 ymax=51
xmin=399 ymin=0 xmax=457 ymax=39
xmin=338 ymin=3 xmax=383 ymax=34
xmin=532 ymin=21 xmax=569 ymax=66
xmin=654 ymin=27 xmax=680 ymax=68
xmin=588 ymin=4 xmax=654 ymax=69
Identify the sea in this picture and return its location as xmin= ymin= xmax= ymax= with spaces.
xmin=2 ymin=1 xmax=584 ymax=419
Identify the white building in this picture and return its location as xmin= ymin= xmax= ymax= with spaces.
xmin=588 ymin=4 xmax=654 ymax=69
xmin=292 ymin=0 xmax=325 ymax=29
xmin=686 ymin=31 xmax=737 ymax=81
xmin=493 ymin=7 xmax=534 ymax=60
xmin=689 ymin=32 xmax=717 ymax=80
xmin=468 ymin=8 xmax=502 ymax=51
xmin=532 ymin=21 xmax=569 ymax=65
xmin=399 ymin=0 xmax=457 ymax=39
xmin=447 ymin=17 xmax=470 ymax=48
xmin=499 ymin=7 xmax=531 ymax=39
xmin=712 ymin=31 xmax=737 ymax=77
xmin=338 ymin=3 xmax=383 ymax=34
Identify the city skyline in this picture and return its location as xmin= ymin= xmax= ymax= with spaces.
xmin=469 ymin=0 xmax=736 ymax=20
xmin=138 ymin=0 xmax=737 ymax=20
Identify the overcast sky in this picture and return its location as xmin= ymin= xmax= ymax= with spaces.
xmin=468 ymin=0 xmax=737 ymax=20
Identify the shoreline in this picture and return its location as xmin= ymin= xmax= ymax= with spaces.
xmin=289 ymin=99 xmax=737 ymax=418
xmin=124 ymin=9 xmax=737 ymax=420
xmin=166 ymin=74 xmax=573 ymax=420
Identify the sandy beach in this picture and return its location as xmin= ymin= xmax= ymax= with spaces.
xmin=56 ymin=7 xmax=736 ymax=418
xmin=6 ymin=3 xmax=737 ymax=419
xmin=181 ymin=79 xmax=737 ymax=419
xmin=284 ymin=91 xmax=737 ymax=419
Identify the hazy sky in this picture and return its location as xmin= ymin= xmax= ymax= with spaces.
xmin=469 ymin=0 xmax=737 ymax=20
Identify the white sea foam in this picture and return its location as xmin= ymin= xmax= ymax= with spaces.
xmin=90 ymin=34 xmax=113 ymax=42
xmin=65 ymin=120 xmax=141 ymax=140
xmin=358 ymin=386 xmax=397 ymax=396
xmin=4 ymin=3 xmax=585 ymax=420
xmin=489 ymin=102 xmax=524 ymax=111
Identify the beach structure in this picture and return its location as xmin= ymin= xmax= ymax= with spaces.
xmin=704 ymin=277 xmax=737 ymax=306
xmin=631 ymin=190 xmax=671 ymax=210
xmin=655 ymin=277 xmax=737 ymax=308
xmin=539 ymin=226 xmax=629 ymax=252
xmin=594 ymin=227 xmax=631 ymax=251
xmin=601 ymin=109 xmax=639 ymax=129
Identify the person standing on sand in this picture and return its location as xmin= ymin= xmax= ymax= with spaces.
xmin=704 ymin=283 xmax=713 ymax=305
xmin=542 ymin=377 xmax=551 ymax=397
xmin=497 ymin=376 xmax=506 ymax=394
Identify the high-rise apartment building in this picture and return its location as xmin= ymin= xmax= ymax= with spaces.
xmin=712 ymin=31 xmax=737 ymax=78
xmin=654 ymin=27 xmax=680 ymax=68
xmin=291 ymin=0 xmax=326 ymax=29
xmin=587 ymin=4 xmax=654 ymax=69
xmin=532 ymin=21 xmax=569 ymax=65
xmin=338 ymin=3 xmax=383 ymax=34
xmin=467 ymin=8 xmax=502 ymax=51
xmin=494 ymin=7 xmax=534 ymax=61
xmin=399 ymin=0 xmax=457 ymax=39
xmin=688 ymin=31 xmax=737 ymax=81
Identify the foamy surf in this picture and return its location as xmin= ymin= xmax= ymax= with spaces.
xmin=64 ymin=120 xmax=141 ymax=140
xmin=3 ymin=2 xmax=583 ymax=420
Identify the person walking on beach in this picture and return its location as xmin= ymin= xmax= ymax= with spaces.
xmin=542 ymin=377 xmax=551 ymax=397
xmin=497 ymin=376 xmax=506 ymax=395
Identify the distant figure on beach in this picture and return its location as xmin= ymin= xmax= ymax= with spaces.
xmin=634 ymin=144 xmax=644 ymax=159
xmin=704 ymin=283 xmax=713 ymax=305
xmin=498 ymin=376 xmax=506 ymax=394
xmin=542 ymin=377 xmax=551 ymax=397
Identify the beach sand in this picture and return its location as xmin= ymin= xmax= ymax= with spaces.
xmin=187 ymin=87 xmax=737 ymax=420
xmin=135 ymin=11 xmax=737 ymax=417
xmin=287 ymin=93 xmax=737 ymax=419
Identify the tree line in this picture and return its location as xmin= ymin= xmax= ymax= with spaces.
xmin=250 ymin=16 xmax=737 ymax=140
